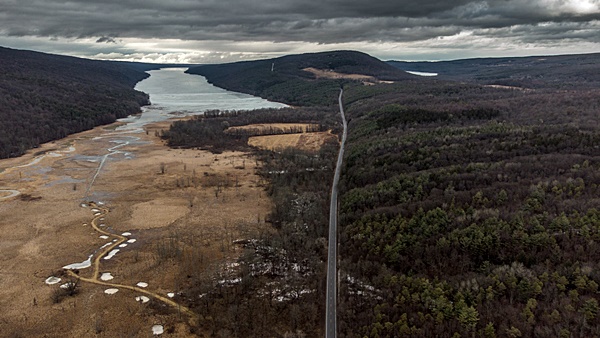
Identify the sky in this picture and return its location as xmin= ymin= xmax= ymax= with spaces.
xmin=1 ymin=0 xmax=599 ymax=63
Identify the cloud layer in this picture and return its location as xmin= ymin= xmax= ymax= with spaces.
xmin=1 ymin=0 xmax=599 ymax=62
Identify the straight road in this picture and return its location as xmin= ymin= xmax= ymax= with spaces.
xmin=326 ymin=88 xmax=348 ymax=338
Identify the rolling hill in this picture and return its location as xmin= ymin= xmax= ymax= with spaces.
xmin=186 ymin=50 xmax=417 ymax=106
xmin=389 ymin=52 xmax=600 ymax=89
xmin=0 ymin=46 xmax=153 ymax=158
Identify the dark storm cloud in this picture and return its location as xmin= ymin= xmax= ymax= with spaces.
xmin=96 ymin=36 xmax=117 ymax=44
xmin=0 ymin=0 xmax=599 ymax=61
xmin=2 ymin=0 xmax=599 ymax=43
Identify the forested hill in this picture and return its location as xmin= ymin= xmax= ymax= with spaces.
xmin=389 ymin=52 xmax=600 ymax=89
xmin=186 ymin=50 xmax=417 ymax=106
xmin=0 ymin=46 xmax=151 ymax=159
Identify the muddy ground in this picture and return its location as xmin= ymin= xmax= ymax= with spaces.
xmin=0 ymin=120 xmax=271 ymax=337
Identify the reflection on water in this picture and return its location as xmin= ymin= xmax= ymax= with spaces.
xmin=118 ymin=68 xmax=287 ymax=131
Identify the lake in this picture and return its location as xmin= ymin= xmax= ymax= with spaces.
xmin=117 ymin=67 xmax=287 ymax=131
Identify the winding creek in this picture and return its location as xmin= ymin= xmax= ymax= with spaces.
xmin=2 ymin=68 xmax=287 ymax=332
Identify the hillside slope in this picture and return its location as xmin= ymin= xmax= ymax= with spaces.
xmin=389 ymin=52 xmax=600 ymax=88
xmin=0 ymin=46 xmax=151 ymax=158
xmin=187 ymin=50 xmax=416 ymax=106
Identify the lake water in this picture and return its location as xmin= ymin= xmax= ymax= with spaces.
xmin=117 ymin=67 xmax=287 ymax=131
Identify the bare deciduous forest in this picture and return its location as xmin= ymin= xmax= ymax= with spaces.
xmin=3 ymin=48 xmax=600 ymax=337
xmin=0 ymin=46 xmax=152 ymax=158
xmin=174 ymin=51 xmax=600 ymax=337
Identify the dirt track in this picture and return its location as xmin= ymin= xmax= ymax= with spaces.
xmin=0 ymin=120 xmax=271 ymax=337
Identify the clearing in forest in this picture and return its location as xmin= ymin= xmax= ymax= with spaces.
xmin=249 ymin=132 xmax=337 ymax=152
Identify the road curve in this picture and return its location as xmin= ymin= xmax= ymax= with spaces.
xmin=326 ymin=88 xmax=347 ymax=338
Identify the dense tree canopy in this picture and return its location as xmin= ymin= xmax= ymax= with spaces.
xmin=0 ymin=46 xmax=152 ymax=158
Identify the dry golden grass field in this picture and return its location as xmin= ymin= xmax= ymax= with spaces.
xmin=0 ymin=119 xmax=273 ymax=337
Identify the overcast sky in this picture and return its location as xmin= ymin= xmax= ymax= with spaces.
xmin=1 ymin=0 xmax=599 ymax=63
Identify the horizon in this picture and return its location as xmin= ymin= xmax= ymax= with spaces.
xmin=1 ymin=0 xmax=599 ymax=64
xmin=3 ymin=44 xmax=600 ymax=65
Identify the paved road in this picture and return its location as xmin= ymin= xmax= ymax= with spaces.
xmin=326 ymin=88 xmax=348 ymax=338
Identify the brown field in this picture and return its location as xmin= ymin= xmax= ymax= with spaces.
xmin=248 ymin=131 xmax=338 ymax=152
xmin=225 ymin=123 xmax=320 ymax=136
xmin=0 ymin=119 xmax=271 ymax=337
xmin=303 ymin=67 xmax=393 ymax=85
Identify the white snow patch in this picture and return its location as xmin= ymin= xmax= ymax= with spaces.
xmin=118 ymin=244 xmax=128 ymax=248
xmin=94 ymin=212 xmax=101 ymax=216
xmin=152 ymin=325 xmax=164 ymax=335
xmin=100 ymin=272 xmax=114 ymax=281
xmin=60 ymin=282 xmax=76 ymax=289
xmin=127 ymin=239 xmax=137 ymax=244
xmin=136 ymin=282 xmax=148 ymax=288
xmin=91 ymin=208 xmax=99 ymax=213
xmin=136 ymin=295 xmax=150 ymax=303
xmin=45 ymin=276 xmax=61 ymax=285
xmin=104 ymin=249 xmax=120 ymax=260
xmin=99 ymin=235 xmax=109 ymax=239
xmin=121 ymin=232 xmax=132 ymax=236
xmin=104 ymin=288 xmax=119 ymax=295
xmin=99 ymin=242 xmax=113 ymax=249
xmin=167 ymin=292 xmax=175 ymax=298
xmin=63 ymin=254 xmax=93 ymax=269
xmin=218 ymin=278 xmax=241 ymax=285
xmin=406 ymin=70 xmax=438 ymax=77
xmin=80 ymin=203 xmax=88 ymax=208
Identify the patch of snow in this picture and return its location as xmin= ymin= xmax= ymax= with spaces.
xmin=152 ymin=325 xmax=164 ymax=335
xmin=91 ymin=208 xmax=99 ymax=213
xmin=100 ymin=242 xmax=113 ymax=249
xmin=94 ymin=212 xmax=101 ymax=216
xmin=405 ymin=70 xmax=438 ymax=77
xmin=99 ymin=223 xmax=106 ymax=227
xmin=137 ymin=282 xmax=148 ymax=288
xmin=63 ymin=254 xmax=93 ymax=269
xmin=80 ymin=203 xmax=88 ymax=208
xmin=167 ymin=292 xmax=175 ymax=298
xmin=104 ymin=288 xmax=119 ymax=295
xmin=45 ymin=276 xmax=61 ymax=285
xmin=103 ymin=249 xmax=120 ymax=260
xmin=136 ymin=295 xmax=150 ymax=303
xmin=99 ymin=235 xmax=109 ymax=239
xmin=100 ymin=272 xmax=114 ymax=281
xmin=118 ymin=244 xmax=128 ymax=248
xmin=59 ymin=283 xmax=73 ymax=289
xmin=218 ymin=278 xmax=241 ymax=285
xmin=127 ymin=239 xmax=137 ymax=244
xmin=121 ymin=232 xmax=132 ymax=236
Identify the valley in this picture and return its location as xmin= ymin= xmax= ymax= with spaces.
xmin=0 ymin=117 xmax=273 ymax=336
